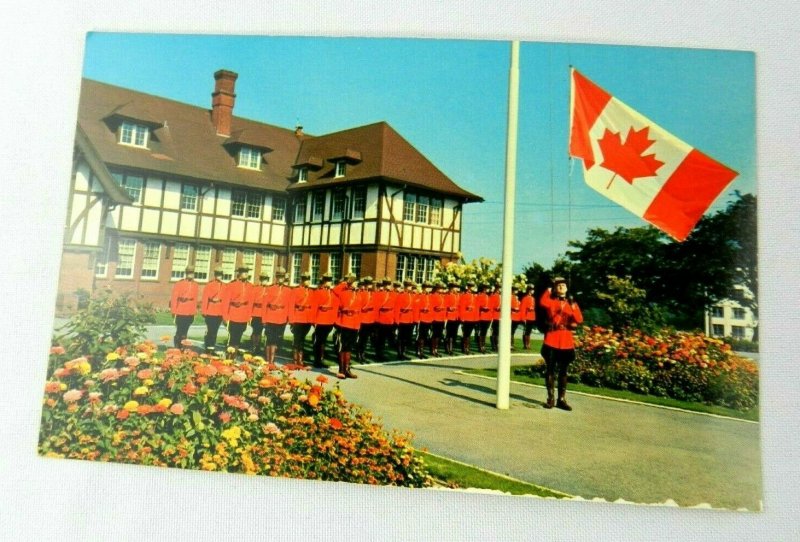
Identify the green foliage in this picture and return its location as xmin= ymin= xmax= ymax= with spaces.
xmin=595 ymin=275 xmax=666 ymax=332
xmin=53 ymin=289 xmax=156 ymax=369
xmin=40 ymin=344 xmax=432 ymax=487
xmin=433 ymin=257 xmax=527 ymax=290
xmin=723 ymin=338 xmax=759 ymax=353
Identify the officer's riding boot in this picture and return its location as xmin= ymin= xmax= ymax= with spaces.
xmin=446 ymin=337 xmax=453 ymax=356
xmin=336 ymin=352 xmax=346 ymax=379
xmin=416 ymin=338 xmax=426 ymax=359
xmin=490 ymin=333 xmax=498 ymax=352
xmin=556 ymin=374 xmax=572 ymax=411
xmin=344 ymin=352 xmax=358 ymax=379
xmin=313 ymin=343 xmax=323 ymax=367
xmin=523 ymin=334 xmax=530 ymax=350
xmin=544 ymin=373 xmax=556 ymax=409
xmin=269 ymin=345 xmax=277 ymax=365
xmin=461 ymin=336 xmax=469 ymax=355
xmin=296 ymin=349 xmax=305 ymax=367
xmin=431 ymin=337 xmax=439 ymax=357
xmin=478 ymin=335 xmax=487 ymax=354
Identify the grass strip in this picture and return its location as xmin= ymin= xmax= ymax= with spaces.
xmin=416 ymin=450 xmax=569 ymax=498
xmin=466 ymin=367 xmax=759 ymax=422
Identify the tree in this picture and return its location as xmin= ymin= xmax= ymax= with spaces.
xmin=596 ymin=275 xmax=666 ymax=332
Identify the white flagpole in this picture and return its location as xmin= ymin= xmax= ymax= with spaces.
xmin=496 ymin=40 xmax=519 ymax=410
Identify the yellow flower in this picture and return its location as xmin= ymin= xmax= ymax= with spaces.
xmin=77 ymin=360 xmax=92 ymax=375
xmin=133 ymin=386 xmax=149 ymax=396
xmin=123 ymin=400 xmax=139 ymax=412
xmin=144 ymin=379 xmax=155 ymax=386
xmin=137 ymin=352 xmax=149 ymax=360
xmin=157 ymin=398 xmax=172 ymax=408
xmin=59 ymin=383 xmax=67 ymax=391
xmin=106 ymin=352 xmax=120 ymax=361
xmin=221 ymin=426 xmax=242 ymax=447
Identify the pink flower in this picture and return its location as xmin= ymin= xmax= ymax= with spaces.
xmin=50 ymin=346 xmax=66 ymax=356
xmin=169 ymin=403 xmax=185 ymax=415
xmin=219 ymin=411 xmax=231 ymax=424
xmin=62 ymin=389 xmax=83 ymax=403
xmin=136 ymin=369 xmax=153 ymax=380
xmin=124 ymin=356 xmax=140 ymax=368
xmin=88 ymin=392 xmax=103 ymax=403
xmin=99 ymin=368 xmax=120 ymax=382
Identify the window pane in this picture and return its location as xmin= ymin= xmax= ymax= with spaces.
xmin=141 ymin=242 xmax=160 ymax=279
xmin=242 ymin=249 xmax=256 ymax=275
xmin=272 ymin=197 xmax=286 ymax=221
xmin=430 ymin=199 xmax=443 ymax=226
xmin=416 ymin=196 xmax=429 ymax=223
xmin=329 ymin=253 xmax=342 ymax=282
xmin=115 ymin=239 xmax=136 ymax=278
xmin=221 ymin=248 xmax=236 ymax=281
xmin=194 ymin=246 xmax=212 ymax=282
xmin=335 ymin=161 xmax=346 ymax=178
xmin=332 ymin=192 xmax=345 ymax=220
xmin=313 ymin=192 xmax=325 ymax=221
xmin=239 ymin=147 xmax=261 ymax=169
xmin=171 ymin=243 xmax=190 ymax=280
xmin=292 ymin=253 xmax=302 ymax=285
xmin=395 ymin=255 xmax=406 ymax=282
xmin=294 ymin=198 xmax=306 ymax=222
xmin=403 ymin=194 xmax=415 ymax=221
xmin=95 ymin=238 xmax=111 ymax=277
xmin=352 ymin=188 xmax=366 ymax=219
xmin=349 ymin=253 xmax=362 ymax=278
xmin=260 ymin=252 xmax=276 ymax=281
xmin=231 ymin=191 xmax=246 ymax=217
xmin=181 ymin=185 xmax=198 ymax=211
xmin=298 ymin=168 xmax=308 ymax=182
xmin=311 ymin=254 xmax=321 ymax=285
xmin=246 ymin=193 xmax=263 ymax=219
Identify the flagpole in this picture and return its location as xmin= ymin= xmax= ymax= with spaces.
xmin=496 ymin=40 xmax=519 ymax=410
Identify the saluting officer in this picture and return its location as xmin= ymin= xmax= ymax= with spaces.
xmin=539 ymin=277 xmax=583 ymax=410
xmin=374 ymin=277 xmax=396 ymax=361
xmin=262 ymin=266 xmax=290 ymax=364
xmin=312 ymin=273 xmax=339 ymax=367
xmin=200 ymin=267 xmax=225 ymax=351
xmin=288 ymin=271 xmax=315 ymax=367
xmin=222 ymin=266 xmax=253 ymax=356
xmin=170 ymin=265 xmax=199 ymax=349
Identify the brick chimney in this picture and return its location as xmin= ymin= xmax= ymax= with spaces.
xmin=211 ymin=69 xmax=238 ymax=137
xmin=294 ymin=125 xmax=304 ymax=139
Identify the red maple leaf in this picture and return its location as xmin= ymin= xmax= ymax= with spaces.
xmin=597 ymin=126 xmax=664 ymax=188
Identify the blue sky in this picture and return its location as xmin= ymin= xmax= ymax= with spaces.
xmin=82 ymin=33 xmax=755 ymax=271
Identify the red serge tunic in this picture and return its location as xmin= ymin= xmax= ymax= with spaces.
xmin=376 ymin=290 xmax=396 ymax=325
xmin=520 ymin=293 xmax=535 ymax=322
xmin=416 ymin=293 xmax=434 ymax=324
xmin=262 ymin=284 xmax=291 ymax=324
xmin=476 ymin=292 xmax=492 ymax=322
xmin=171 ymin=279 xmax=199 ymax=316
xmin=458 ymin=292 xmax=479 ymax=323
xmin=539 ymin=290 xmax=583 ymax=349
xmin=223 ymin=280 xmax=253 ymax=324
xmin=488 ymin=292 xmax=501 ymax=321
xmin=358 ymin=290 xmax=378 ymax=325
xmin=430 ymin=292 xmax=446 ymax=323
xmin=510 ymin=294 xmax=525 ymax=323
xmin=444 ymin=292 xmax=460 ymax=322
xmin=201 ymin=279 xmax=225 ymax=317
xmin=313 ymin=287 xmax=340 ymax=326
xmin=337 ymin=288 xmax=363 ymax=330
xmin=250 ymin=284 xmax=269 ymax=318
xmin=289 ymin=286 xmax=315 ymax=325
xmin=394 ymin=291 xmax=416 ymax=324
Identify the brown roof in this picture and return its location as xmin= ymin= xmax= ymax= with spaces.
xmin=288 ymin=122 xmax=483 ymax=202
xmin=77 ymin=78 xmax=300 ymax=192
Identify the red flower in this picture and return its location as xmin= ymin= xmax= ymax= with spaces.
xmin=329 ymin=418 xmax=343 ymax=430
xmin=316 ymin=375 xmax=329 ymax=384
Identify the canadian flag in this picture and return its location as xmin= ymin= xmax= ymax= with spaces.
xmin=569 ymin=68 xmax=738 ymax=241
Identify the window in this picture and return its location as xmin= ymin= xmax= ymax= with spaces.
xmin=220 ymin=248 xmax=236 ymax=281
xmin=271 ymin=197 xmax=286 ymax=222
xmin=731 ymin=326 xmax=745 ymax=339
xmin=231 ymin=191 xmax=247 ymax=217
xmin=395 ymin=255 xmax=407 ymax=282
xmin=329 ymin=253 xmax=342 ymax=282
xmin=194 ymin=246 xmax=212 ymax=282
xmin=115 ymin=239 xmax=136 ymax=278
xmin=242 ymin=249 xmax=256 ymax=276
xmin=335 ymin=161 xmax=346 ymax=178
xmin=141 ymin=242 xmax=161 ymax=279
xmin=711 ymin=306 xmax=724 ymax=318
xmin=352 ymin=188 xmax=366 ymax=219
xmin=246 ymin=194 xmax=263 ymax=219
xmin=733 ymin=308 xmax=746 ymax=320
xmin=395 ymin=253 xmax=439 ymax=283
xmin=403 ymin=194 xmax=415 ymax=221
xmin=712 ymin=324 xmax=725 ymax=337
xmin=294 ymin=197 xmax=306 ymax=223
xmin=181 ymin=185 xmax=198 ymax=211
xmin=171 ymin=243 xmax=190 ymax=280
xmin=238 ymin=147 xmax=262 ymax=170
xmin=297 ymin=167 xmax=308 ymax=183
xmin=416 ymin=196 xmax=429 ymax=224
xmin=311 ymin=254 xmax=321 ymax=285
xmin=260 ymin=251 xmax=276 ymax=281
xmin=349 ymin=253 xmax=362 ymax=278
xmin=113 ymin=172 xmax=143 ymax=203
xmin=119 ymin=121 xmax=149 ymax=148
xmin=291 ymin=253 xmax=303 ymax=285
xmin=430 ymin=198 xmax=443 ymax=226
xmin=231 ymin=191 xmax=262 ymax=219
xmin=95 ymin=238 xmax=111 ymax=277
xmin=312 ymin=192 xmax=325 ymax=221
xmin=332 ymin=192 xmax=346 ymax=220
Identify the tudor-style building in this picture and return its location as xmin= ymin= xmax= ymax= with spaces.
xmin=56 ymin=69 xmax=481 ymax=313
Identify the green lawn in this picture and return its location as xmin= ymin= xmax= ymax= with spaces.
xmin=416 ymin=451 xmax=568 ymax=498
xmin=467 ymin=366 xmax=759 ymax=422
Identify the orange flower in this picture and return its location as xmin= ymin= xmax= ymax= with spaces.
xmin=308 ymin=394 xmax=320 ymax=408
xmin=329 ymin=418 xmax=343 ymax=430
xmin=181 ymin=381 xmax=198 ymax=396
xmin=219 ymin=411 xmax=231 ymax=424
xmin=170 ymin=403 xmax=185 ymax=415
xmin=116 ymin=409 xmax=130 ymax=420
xmin=50 ymin=346 xmax=66 ymax=356
xmin=136 ymin=369 xmax=154 ymax=380
xmin=44 ymin=382 xmax=61 ymax=394
xmin=137 ymin=405 xmax=154 ymax=415
xmin=316 ymin=375 xmax=329 ymax=384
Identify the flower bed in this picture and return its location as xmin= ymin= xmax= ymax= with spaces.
xmin=570 ymin=327 xmax=759 ymax=411
xmin=39 ymin=342 xmax=432 ymax=487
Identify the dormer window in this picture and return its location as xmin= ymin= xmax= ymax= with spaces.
xmin=334 ymin=161 xmax=346 ymax=178
xmin=119 ymin=121 xmax=150 ymax=148
xmin=238 ymin=147 xmax=262 ymax=170
xmin=297 ymin=167 xmax=308 ymax=183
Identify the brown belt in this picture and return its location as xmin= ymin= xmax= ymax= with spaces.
xmin=230 ymin=302 xmax=247 ymax=308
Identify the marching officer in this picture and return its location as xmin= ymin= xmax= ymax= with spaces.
xmin=443 ymin=281 xmax=461 ymax=356
xmin=312 ymin=273 xmax=339 ymax=367
xmin=374 ymin=277 xmax=396 ymax=361
xmin=489 ymin=282 xmax=501 ymax=352
xmin=200 ymin=267 xmax=225 ymax=351
xmin=476 ymin=283 xmax=492 ymax=354
xmin=415 ymin=281 xmax=435 ymax=359
xmin=170 ymin=265 xmax=198 ymax=348
xmin=458 ymin=280 xmax=479 ymax=354
xmin=539 ymin=277 xmax=583 ymax=410
xmin=355 ymin=277 xmax=377 ymax=362
xmin=262 ymin=267 xmax=290 ymax=365
xmin=510 ymin=285 xmax=525 ymax=348
xmin=394 ymin=279 xmax=417 ymax=360
xmin=520 ymin=284 xmax=536 ymax=350
xmin=222 ymin=267 xmax=253 ymax=356
xmin=249 ymin=271 xmax=270 ymax=354
xmin=335 ymin=277 xmax=363 ymax=379
xmin=288 ymin=271 xmax=315 ymax=367
xmin=430 ymin=282 xmax=447 ymax=357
